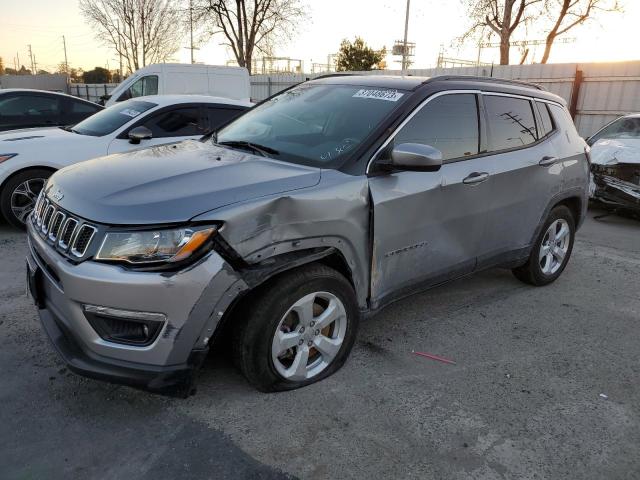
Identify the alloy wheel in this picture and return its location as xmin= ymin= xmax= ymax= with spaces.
xmin=10 ymin=178 xmax=46 ymax=224
xmin=539 ymin=218 xmax=571 ymax=275
xmin=271 ymin=291 xmax=347 ymax=381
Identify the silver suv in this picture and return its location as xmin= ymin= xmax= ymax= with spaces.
xmin=26 ymin=75 xmax=589 ymax=395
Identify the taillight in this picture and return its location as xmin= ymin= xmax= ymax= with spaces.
xmin=584 ymin=145 xmax=592 ymax=168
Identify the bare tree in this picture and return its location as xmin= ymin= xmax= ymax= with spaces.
xmin=79 ymin=0 xmax=184 ymax=74
xmin=194 ymin=0 xmax=306 ymax=73
xmin=462 ymin=0 xmax=541 ymax=64
xmin=540 ymin=0 xmax=621 ymax=63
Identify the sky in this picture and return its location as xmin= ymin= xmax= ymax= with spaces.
xmin=1 ymin=0 xmax=639 ymax=74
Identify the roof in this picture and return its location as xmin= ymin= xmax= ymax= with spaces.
xmin=131 ymin=94 xmax=253 ymax=108
xmin=0 ymin=88 xmax=97 ymax=103
xmin=309 ymin=74 xmax=563 ymax=104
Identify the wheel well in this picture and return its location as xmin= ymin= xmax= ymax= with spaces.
xmin=0 ymin=166 xmax=56 ymax=194
xmin=555 ymin=196 xmax=581 ymax=224
xmin=209 ymin=251 xmax=356 ymax=349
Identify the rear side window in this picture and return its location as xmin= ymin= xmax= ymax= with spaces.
xmin=207 ymin=107 xmax=246 ymax=131
xmin=536 ymin=101 xmax=554 ymax=137
xmin=71 ymin=100 xmax=101 ymax=114
xmin=144 ymin=107 xmax=205 ymax=137
xmin=394 ymin=93 xmax=479 ymax=161
xmin=484 ymin=95 xmax=537 ymax=151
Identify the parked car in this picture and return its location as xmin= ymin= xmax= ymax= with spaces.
xmin=103 ymin=63 xmax=250 ymax=106
xmin=0 ymin=95 xmax=251 ymax=227
xmin=26 ymin=75 xmax=589 ymax=396
xmin=587 ymin=114 xmax=640 ymax=211
xmin=0 ymin=89 xmax=102 ymax=131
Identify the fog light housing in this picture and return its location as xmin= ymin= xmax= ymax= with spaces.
xmin=83 ymin=305 xmax=165 ymax=346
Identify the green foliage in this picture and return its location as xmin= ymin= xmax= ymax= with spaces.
xmin=336 ymin=37 xmax=386 ymax=72
xmin=82 ymin=66 xmax=111 ymax=83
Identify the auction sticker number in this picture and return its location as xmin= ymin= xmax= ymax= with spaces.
xmin=353 ymin=89 xmax=404 ymax=102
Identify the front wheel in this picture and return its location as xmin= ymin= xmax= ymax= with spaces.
xmin=512 ymin=205 xmax=576 ymax=286
xmin=0 ymin=169 xmax=52 ymax=229
xmin=233 ymin=264 xmax=359 ymax=392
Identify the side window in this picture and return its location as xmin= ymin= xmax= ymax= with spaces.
xmin=207 ymin=107 xmax=246 ymax=131
xmin=129 ymin=75 xmax=159 ymax=99
xmin=484 ymin=95 xmax=537 ymax=151
xmin=0 ymin=95 xmax=61 ymax=116
xmin=71 ymin=100 xmax=101 ymax=114
xmin=394 ymin=93 xmax=480 ymax=160
xmin=535 ymin=101 xmax=554 ymax=137
xmin=143 ymin=107 xmax=205 ymax=137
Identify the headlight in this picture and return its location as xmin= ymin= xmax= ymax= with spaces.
xmin=96 ymin=226 xmax=217 ymax=264
xmin=0 ymin=153 xmax=18 ymax=163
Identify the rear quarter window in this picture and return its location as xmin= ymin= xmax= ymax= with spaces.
xmin=535 ymin=101 xmax=555 ymax=137
xmin=484 ymin=95 xmax=537 ymax=151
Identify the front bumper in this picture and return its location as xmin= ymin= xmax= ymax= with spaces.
xmin=27 ymin=219 xmax=247 ymax=394
xmin=591 ymin=165 xmax=640 ymax=211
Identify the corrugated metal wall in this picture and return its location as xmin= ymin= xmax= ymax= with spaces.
xmin=249 ymin=61 xmax=640 ymax=137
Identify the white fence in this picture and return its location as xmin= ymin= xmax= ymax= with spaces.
xmin=69 ymin=83 xmax=118 ymax=104
xmin=250 ymin=61 xmax=640 ymax=137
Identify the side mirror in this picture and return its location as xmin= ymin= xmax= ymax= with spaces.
xmin=128 ymin=126 xmax=153 ymax=144
xmin=389 ymin=143 xmax=443 ymax=171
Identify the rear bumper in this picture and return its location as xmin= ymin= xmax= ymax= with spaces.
xmin=39 ymin=307 xmax=206 ymax=396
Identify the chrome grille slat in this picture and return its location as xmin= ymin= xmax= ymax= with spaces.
xmin=71 ymin=225 xmax=97 ymax=257
xmin=31 ymin=195 xmax=98 ymax=260
xmin=48 ymin=211 xmax=66 ymax=241
xmin=59 ymin=218 xmax=78 ymax=250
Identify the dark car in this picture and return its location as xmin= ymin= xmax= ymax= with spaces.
xmin=0 ymin=89 xmax=103 ymax=132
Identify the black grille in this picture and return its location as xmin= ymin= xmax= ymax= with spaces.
xmin=60 ymin=218 xmax=78 ymax=248
xmin=49 ymin=212 xmax=65 ymax=240
xmin=71 ymin=225 xmax=96 ymax=256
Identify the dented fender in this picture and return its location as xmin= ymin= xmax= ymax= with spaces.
xmin=191 ymin=169 xmax=372 ymax=308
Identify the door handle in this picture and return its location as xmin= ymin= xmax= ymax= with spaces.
xmin=539 ymin=156 xmax=558 ymax=167
xmin=463 ymin=172 xmax=490 ymax=185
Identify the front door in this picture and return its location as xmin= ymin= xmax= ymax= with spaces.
xmin=368 ymin=92 xmax=492 ymax=305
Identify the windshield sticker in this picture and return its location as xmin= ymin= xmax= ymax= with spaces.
xmin=353 ymin=89 xmax=404 ymax=102
xmin=120 ymin=108 xmax=143 ymax=118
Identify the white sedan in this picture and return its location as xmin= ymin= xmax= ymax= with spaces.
xmin=0 ymin=95 xmax=252 ymax=227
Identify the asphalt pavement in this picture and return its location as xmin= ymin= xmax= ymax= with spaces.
xmin=1 ymin=208 xmax=639 ymax=479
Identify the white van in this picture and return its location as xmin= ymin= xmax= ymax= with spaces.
xmin=104 ymin=63 xmax=250 ymax=106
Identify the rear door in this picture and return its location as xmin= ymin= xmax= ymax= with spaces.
xmin=107 ymin=105 xmax=208 ymax=154
xmin=478 ymin=94 xmax=560 ymax=263
xmin=205 ymin=105 xmax=247 ymax=134
xmin=368 ymin=91 xmax=493 ymax=303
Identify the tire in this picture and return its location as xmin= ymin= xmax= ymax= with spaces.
xmin=232 ymin=263 xmax=359 ymax=392
xmin=512 ymin=205 xmax=576 ymax=286
xmin=0 ymin=169 xmax=52 ymax=229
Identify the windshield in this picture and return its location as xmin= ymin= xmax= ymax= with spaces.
xmin=590 ymin=117 xmax=640 ymax=145
xmin=72 ymin=100 xmax=157 ymax=136
xmin=216 ymin=83 xmax=408 ymax=168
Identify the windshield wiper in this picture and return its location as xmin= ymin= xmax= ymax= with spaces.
xmin=217 ymin=140 xmax=279 ymax=158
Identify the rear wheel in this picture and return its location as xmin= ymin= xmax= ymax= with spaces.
xmin=233 ymin=264 xmax=359 ymax=392
xmin=512 ymin=205 xmax=575 ymax=286
xmin=0 ymin=169 xmax=52 ymax=229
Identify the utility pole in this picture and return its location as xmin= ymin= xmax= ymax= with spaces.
xmin=33 ymin=55 xmax=37 ymax=74
xmin=16 ymin=52 xmax=20 ymax=70
xmin=27 ymin=44 xmax=35 ymax=74
xmin=401 ymin=0 xmax=411 ymax=73
xmin=185 ymin=0 xmax=199 ymax=64
xmin=62 ymin=35 xmax=69 ymax=73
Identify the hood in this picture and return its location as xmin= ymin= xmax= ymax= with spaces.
xmin=0 ymin=126 xmax=96 ymax=157
xmin=591 ymin=138 xmax=640 ymax=165
xmin=45 ymin=140 xmax=321 ymax=225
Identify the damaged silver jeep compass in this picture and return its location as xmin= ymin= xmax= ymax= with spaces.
xmin=26 ymin=75 xmax=590 ymax=395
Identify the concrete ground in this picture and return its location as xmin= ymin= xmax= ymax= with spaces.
xmin=1 ymin=209 xmax=639 ymax=480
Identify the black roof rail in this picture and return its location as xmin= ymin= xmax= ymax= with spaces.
xmin=310 ymin=73 xmax=359 ymax=80
xmin=426 ymin=75 xmax=544 ymax=90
